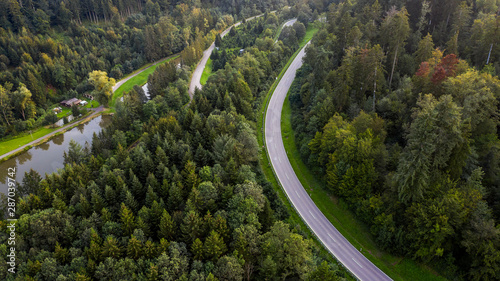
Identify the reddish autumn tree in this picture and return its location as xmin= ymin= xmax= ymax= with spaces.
xmin=416 ymin=61 xmax=430 ymax=77
xmin=414 ymin=53 xmax=462 ymax=96
xmin=431 ymin=54 xmax=459 ymax=84
xmin=431 ymin=66 xmax=448 ymax=84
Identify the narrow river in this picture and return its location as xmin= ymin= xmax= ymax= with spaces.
xmin=0 ymin=115 xmax=111 ymax=194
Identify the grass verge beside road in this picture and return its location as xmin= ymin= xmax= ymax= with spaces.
xmin=273 ymin=19 xmax=289 ymax=41
xmin=300 ymin=25 xmax=318 ymax=46
xmin=111 ymin=54 xmax=180 ymax=108
xmin=256 ymin=25 xmax=354 ymax=277
xmin=0 ymin=127 xmax=56 ymax=156
xmin=280 ymin=88 xmax=447 ymax=281
xmin=200 ymin=58 xmax=213 ymax=85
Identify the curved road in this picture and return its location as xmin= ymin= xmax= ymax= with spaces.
xmin=275 ymin=18 xmax=297 ymax=42
xmin=283 ymin=18 xmax=297 ymax=27
xmin=264 ymin=42 xmax=392 ymax=281
xmin=189 ymin=12 xmax=275 ymax=96
xmin=112 ymin=54 xmax=179 ymax=93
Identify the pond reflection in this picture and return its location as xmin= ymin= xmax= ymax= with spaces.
xmin=52 ymin=134 xmax=64 ymax=146
xmin=0 ymin=115 xmax=111 ymax=193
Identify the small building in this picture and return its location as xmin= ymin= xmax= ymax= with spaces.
xmin=239 ymin=49 xmax=245 ymax=55
xmin=53 ymin=107 xmax=62 ymax=114
xmin=60 ymin=98 xmax=82 ymax=107
xmin=80 ymin=100 xmax=88 ymax=106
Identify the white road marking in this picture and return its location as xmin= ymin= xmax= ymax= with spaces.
xmin=285 ymin=173 xmax=289 ymax=179
xmin=295 ymin=190 xmax=301 ymax=198
xmin=309 ymin=210 xmax=316 ymax=220
xmin=263 ymin=39 xmax=391 ymax=281
xmin=352 ymin=258 xmax=363 ymax=268
xmin=327 ymin=233 xmax=337 ymax=243
xmin=279 ymin=157 xmax=282 ymax=163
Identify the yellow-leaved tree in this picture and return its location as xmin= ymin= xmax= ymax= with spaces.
xmin=88 ymin=70 xmax=115 ymax=107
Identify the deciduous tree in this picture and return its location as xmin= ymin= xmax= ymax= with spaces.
xmin=88 ymin=70 xmax=115 ymax=107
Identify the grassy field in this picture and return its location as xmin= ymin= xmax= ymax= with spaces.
xmin=0 ymin=127 xmax=56 ymax=156
xmin=110 ymin=54 xmax=180 ymax=108
xmin=280 ymin=88 xmax=447 ymax=281
xmin=0 ymin=97 xmax=100 ymax=157
xmin=55 ymin=107 xmax=71 ymax=118
xmin=200 ymin=58 xmax=213 ymax=85
xmin=83 ymin=99 xmax=99 ymax=109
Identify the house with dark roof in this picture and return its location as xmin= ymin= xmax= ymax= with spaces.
xmin=60 ymin=98 xmax=81 ymax=107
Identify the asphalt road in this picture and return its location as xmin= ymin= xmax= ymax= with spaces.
xmin=264 ymin=41 xmax=393 ymax=281
xmin=112 ymin=54 xmax=180 ymax=93
xmin=284 ymin=18 xmax=297 ymax=27
xmin=189 ymin=13 xmax=272 ymax=96
xmin=275 ymin=18 xmax=297 ymax=42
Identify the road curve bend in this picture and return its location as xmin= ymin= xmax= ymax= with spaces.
xmin=264 ymin=42 xmax=392 ymax=281
xmin=275 ymin=18 xmax=297 ymax=42
xmin=189 ymin=12 xmax=273 ymax=96
xmin=112 ymin=54 xmax=179 ymax=93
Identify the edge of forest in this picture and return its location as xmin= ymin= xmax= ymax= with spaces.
xmin=256 ymin=24 xmax=355 ymax=279
xmin=281 ymin=92 xmax=447 ymax=281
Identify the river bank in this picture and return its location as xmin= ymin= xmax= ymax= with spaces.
xmin=0 ymin=107 xmax=105 ymax=163
xmin=0 ymin=114 xmax=111 ymax=193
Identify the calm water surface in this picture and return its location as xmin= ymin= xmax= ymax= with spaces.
xmin=0 ymin=115 xmax=111 ymax=194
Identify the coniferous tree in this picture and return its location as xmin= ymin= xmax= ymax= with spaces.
xmin=204 ymin=231 xmax=227 ymax=262
xmin=158 ymin=209 xmax=174 ymax=240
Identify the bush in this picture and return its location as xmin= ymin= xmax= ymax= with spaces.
xmin=13 ymin=120 xmax=26 ymax=132
xmin=71 ymin=105 xmax=80 ymax=118
xmin=34 ymin=116 xmax=45 ymax=127
xmin=44 ymin=112 xmax=58 ymax=126
xmin=25 ymin=118 xmax=35 ymax=130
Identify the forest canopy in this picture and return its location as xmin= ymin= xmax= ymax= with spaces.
xmin=289 ymin=0 xmax=500 ymax=279
xmin=0 ymin=1 xmax=343 ymax=280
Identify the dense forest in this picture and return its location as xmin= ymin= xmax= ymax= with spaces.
xmin=0 ymin=0 xmax=346 ymax=280
xmin=289 ymin=0 xmax=500 ymax=279
xmin=4 ymin=0 xmax=500 ymax=280
xmin=0 ymin=0 xmax=296 ymax=138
